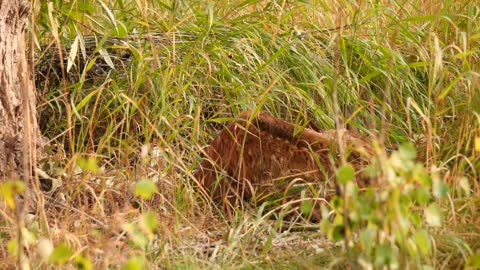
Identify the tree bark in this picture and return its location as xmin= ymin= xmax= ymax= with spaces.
xmin=0 ymin=0 xmax=40 ymax=209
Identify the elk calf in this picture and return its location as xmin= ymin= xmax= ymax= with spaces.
xmin=194 ymin=111 xmax=373 ymax=220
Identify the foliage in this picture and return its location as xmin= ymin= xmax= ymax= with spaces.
xmin=321 ymin=143 xmax=449 ymax=268
xmin=0 ymin=0 xmax=478 ymax=268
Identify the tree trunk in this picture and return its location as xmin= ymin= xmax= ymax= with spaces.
xmin=0 ymin=0 xmax=40 ymax=209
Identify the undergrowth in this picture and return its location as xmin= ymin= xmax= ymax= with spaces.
xmin=0 ymin=0 xmax=479 ymax=269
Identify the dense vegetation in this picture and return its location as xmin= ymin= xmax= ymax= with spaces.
xmin=1 ymin=0 xmax=479 ymax=268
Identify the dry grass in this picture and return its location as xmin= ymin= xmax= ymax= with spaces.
xmin=0 ymin=0 xmax=479 ymax=268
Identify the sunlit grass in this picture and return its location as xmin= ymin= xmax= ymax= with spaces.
xmin=2 ymin=0 xmax=477 ymax=268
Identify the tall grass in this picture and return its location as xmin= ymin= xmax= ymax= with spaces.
xmin=0 ymin=0 xmax=478 ymax=268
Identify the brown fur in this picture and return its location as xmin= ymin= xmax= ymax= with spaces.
xmin=195 ymin=111 xmax=373 ymax=219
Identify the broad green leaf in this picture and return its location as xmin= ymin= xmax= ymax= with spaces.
xmin=331 ymin=196 xmax=343 ymax=209
xmin=398 ymin=143 xmax=417 ymax=161
xmin=320 ymin=216 xmax=332 ymax=233
xmin=432 ymin=178 xmax=448 ymax=199
xmin=134 ymin=179 xmax=158 ymax=200
xmin=141 ymin=212 xmax=158 ymax=234
xmin=360 ymin=228 xmax=375 ymax=253
xmin=411 ymin=212 xmax=422 ymax=227
xmin=425 ymin=203 xmax=442 ymax=227
xmin=300 ymin=200 xmax=313 ymax=216
xmin=0 ymin=180 xmax=26 ymax=209
xmin=364 ymin=164 xmax=378 ymax=178
xmin=7 ymin=239 xmax=18 ymax=256
xmin=331 ymin=225 xmax=345 ymax=241
xmin=414 ymin=230 xmax=431 ymax=256
xmin=374 ymin=244 xmax=395 ymax=267
xmin=299 ymin=189 xmax=313 ymax=216
xmin=121 ymin=256 xmax=147 ymax=270
xmin=337 ymin=164 xmax=355 ymax=184
xmin=412 ymin=163 xmax=430 ymax=186
xmin=131 ymin=231 xmax=148 ymax=249
xmin=466 ymin=252 xmax=480 ymax=268
xmin=77 ymin=1 xmax=95 ymax=13
xmin=76 ymin=157 xmax=99 ymax=173
xmin=50 ymin=243 xmax=73 ymax=264
xmin=407 ymin=237 xmax=418 ymax=256
xmin=413 ymin=186 xmax=431 ymax=205
xmin=75 ymin=255 xmax=93 ymax=270
xmin=114 ymin=21 xmax=128 ymax=37
xmin=123 ymin=223 xmax=148 ymax=249
xmin=358 ymin=196 xmax=373 ymax=220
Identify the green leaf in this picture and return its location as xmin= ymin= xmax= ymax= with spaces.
xmin=404 ymin=15 xmax=436 ymax=22
xmin=77 ymin=1 xmax=95 ymax=13
xmin=7 ymin=239 xmax=18 ymax=257
xmin=457 ymin=177 xmax=471 ymax=196
xmin=97 ymin=0 xmax=117 ymax=28
xmin=121 ymin=256 xmax=147 ymax=270
xmin=134 ymin=179 xmax=158 ymax=200
xmin=414 ymin=230 xmax=431 ymax=256
xmin=374 ymin=244 xmax=395 ymax=267
xmin=122 ymin=223 xmax=148 ymax=249
xmin=364 ymin=164 xmax=378 ymax=178
xmin=358 ymin=196 xmax=374 ymax=220
xmin=114 ymin=21 xmax=128 ymax=37
xmin=412 ymin=163 xmax=430 ymax=186
xmin=398 ymin=143 xmax=417 ymax=161
xmin=75 ymin=88 xmax=101 ymax=112
xmin=50 ymin=243 xmax=73 ymax=264
xmin=438 ymin=72 xmax=464 ymax=100
xmin=141 ymin=212 xmax=158 ymax=234
xmin=299 ymin=190 xmax=314 ymax=216
xmin=413 ymin=186 xmax=431 ymax=205
xmin=411 ymin=212 xmax=422 ymax=227
xmin=425 ymin=203 xmax=442 ymax=227
xmin=331 ymin=196 xmax=343 ymax=210
xmin=320 ymin=214 xmax=332 ymax=233
xmin=0 ymin=180 xmax=26 ymax=209
xmin=432 ymin=177 xmax=448 ymax=199
xmin=359 ymin=70 xmax=382 ymax=84
xmin=337 ymin=164 xmax=355 ymax=184
xmin=360 ymin=228 xmax=376 ymax=253
xmin=466 ymin=251 xmax=480 ymax=268
xmin=76 ymin=157 xmax=99 ymax=173
xmin=75 ymin=255 xmax=93 ymax=270
xmin=300 ymin=200 xmax=313 ymax=216
xmin=407 ymin=237 xmax=418 ymax=256
xmin=475 ymin=136 xmax=480 ymax=152
xmin=331 ymin=225 xmax=345 ymax=241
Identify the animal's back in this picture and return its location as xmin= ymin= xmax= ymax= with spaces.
xmin=195 ymin=111 xmax=373 ymax=219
